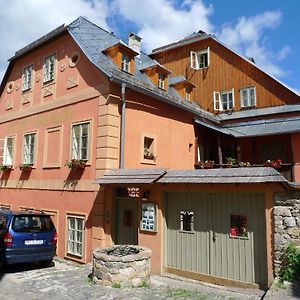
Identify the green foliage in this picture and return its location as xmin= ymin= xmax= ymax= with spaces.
xmin=112 ymin=282 xmax=121 ymax=288
xmin=280 ymin=243 xmax=300 ymax=282
xmin=137 ymin=279 xmax=150 ymax=288
xmin=225 ymin=157 xmax=237 ymax=165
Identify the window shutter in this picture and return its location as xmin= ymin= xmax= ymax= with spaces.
xmin=190 ymin=51 xmax=198 ymax=69
xmin=213 ymin=91 xmax=221 ymax=110
xmin=231 ymin=88 xmax=235 ymax=109
xmin=3 ymin=138 xmax=7 ymax=165
xmin=207 ymin=47 xmax=210 ymax=67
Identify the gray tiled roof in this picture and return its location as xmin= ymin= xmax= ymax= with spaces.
xmin=95 ymin=168 xmax=167 ymax=184
xmin=67 ymin=17 xmax=218 ymax=123
xmin=95 ymin=167 xmax=289 ymax=186
xmin=218 ymin=104 xmax=300 ymax=121
xmin=223 ymin=115 xmax=300 ymax=137
xmin=157 ymin=167 xmax=288 ymax=184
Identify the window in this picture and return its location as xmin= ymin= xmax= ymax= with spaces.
xmin=230 ymin=215 xmax=248 ymax=238
xmin=213 ymin=89 xmax=234 ymax=111
xmin=67 ymin=216 xmax=84 ymax=257
xmin=144 ymin=136 xmax=155 ymax=160
xmin=185 ymin=87 xmax=192 ymax=101
xmin=3 ymin=137 xmax=15 ymax=166
xmin=43 ymin=54 xmax=56 ymax=83
xmin=158 ymin=73 xmax=165 ymax=89
xmin=72 ymin=122 xmax=90 ymax=161
xmin=190 ymin=48 xmax=210 ymax=70
xmin=23 ymin=133 xmax=36 ymax=164
xmin=22 ymin=65 xmax=33 ymax=91
xmin=240 ymin=86 xmax=256 ymax=108
xmin=180 ymin=211 xmax=194 ymax=232
xmin=121 ymin=53 xmax=131 ymax=73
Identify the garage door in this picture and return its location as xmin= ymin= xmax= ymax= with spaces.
xmin=165 ymin=191 xmax=267 ymax=286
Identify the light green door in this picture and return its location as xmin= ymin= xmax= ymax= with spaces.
xmin=165 ymin=191 xmax=267 ymax=286
xmin=115 ymin=197 xmax=138 ymax=245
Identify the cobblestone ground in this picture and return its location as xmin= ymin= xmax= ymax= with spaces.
xmin=0 ymin=259 xmax=264 ymax=300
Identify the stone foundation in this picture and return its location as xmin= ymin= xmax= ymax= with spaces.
xmin=93 ymin=245 xmax=151 ymax=287
xmin=274 ymin=191 xmax=300 ymax=275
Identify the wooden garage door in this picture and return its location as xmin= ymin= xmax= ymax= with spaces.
xmin=165 ymin=191 xmax=267 ymax=286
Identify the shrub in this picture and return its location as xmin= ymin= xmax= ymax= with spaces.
xmin=279 ymin=243 xmax=300 ymax=282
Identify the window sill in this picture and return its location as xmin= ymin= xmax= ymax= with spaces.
xmin=141 ymin=159 xmax=156 ymax=165
xmin=65 ymin=253 xmax=85 ymax=264
xmin=179 ymin=230 xmax=195 ymax=234
xmin=43 ymin=79 xmax=55 ymax=86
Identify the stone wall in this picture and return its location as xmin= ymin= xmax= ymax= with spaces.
xmin=274 ymin=191 xmax=300 ymax=275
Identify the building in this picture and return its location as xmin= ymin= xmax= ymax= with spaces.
xmin=1 ymin=17 xmax=300 ymax=288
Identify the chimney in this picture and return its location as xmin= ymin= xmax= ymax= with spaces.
xmin=128 ymin=32 xmax=142 ymax=57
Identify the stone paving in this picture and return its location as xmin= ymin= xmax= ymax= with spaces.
xmin=0 ymin=258 xmax=266 ymax=299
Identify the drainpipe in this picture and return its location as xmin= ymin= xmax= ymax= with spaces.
xmin=120 ymin=83 xmax=126 ymax=169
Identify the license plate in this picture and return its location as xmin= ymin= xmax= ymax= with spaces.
xmin=25 ymin=240 xmax=44 ymax=245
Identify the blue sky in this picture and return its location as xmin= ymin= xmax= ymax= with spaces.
xmin=0 ymin=0 xmax=299 ymax=92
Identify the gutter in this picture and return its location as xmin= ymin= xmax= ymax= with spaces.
xmin=120 ymin=83 xmax=126 ymax=168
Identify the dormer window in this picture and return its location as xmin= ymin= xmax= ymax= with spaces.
xmin=185 ymin=87 xmax=192 ymax=102
xmin=191 ymin=48 xmax=210 ymax=70
xmin=158 ymin=73 xmax=165 ymax=89
xmin=22 ymin=64 xmax=33 ymax=92
xmin=121 ymin=53 xmax=131 ymax=73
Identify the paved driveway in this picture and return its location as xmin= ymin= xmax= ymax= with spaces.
xmin=0 ymin=259 xmax=264 ymax=299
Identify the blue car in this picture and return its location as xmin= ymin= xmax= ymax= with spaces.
xmin=0 ymin=209 xmax=57 ymax=267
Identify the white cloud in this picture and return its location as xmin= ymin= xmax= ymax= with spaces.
xmin=0 ymin=0 xmax=111 ymax=82
xmin=112 ymin=0 xmax=214 ymax=52
xmin=218 ymin=11 xmax=289 ymax=78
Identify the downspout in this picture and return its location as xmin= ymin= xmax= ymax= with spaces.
xmin=120 ymin=83 xmax=126 ymax=169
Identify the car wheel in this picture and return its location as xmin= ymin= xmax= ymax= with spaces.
xmin=39 ymin=259 xmax=53 ymax=267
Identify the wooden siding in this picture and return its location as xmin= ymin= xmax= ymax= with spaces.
xmin=153 ymin=38 xmax=299 ymax=113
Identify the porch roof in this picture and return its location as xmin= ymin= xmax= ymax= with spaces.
xmin=157 ymin=167 xmax=288 ymax=184
xmin=96 ymin=167 xmax=289 ymax=186
xmin=95 ymin=168 xmax=167 ymax=184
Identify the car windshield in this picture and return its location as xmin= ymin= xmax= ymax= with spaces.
xmin=12 ymin=215 xmax=55 ymax=233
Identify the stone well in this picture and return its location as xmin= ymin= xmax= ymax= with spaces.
xmin=93 ymin=245 xmax=152 ymax=287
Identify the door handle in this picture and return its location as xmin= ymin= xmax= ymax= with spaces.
xmin=212 ymin=232 xmax=217 ymax=242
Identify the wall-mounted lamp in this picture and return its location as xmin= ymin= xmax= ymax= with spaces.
xmin=142 ymin=190 xmax=150 ymax=201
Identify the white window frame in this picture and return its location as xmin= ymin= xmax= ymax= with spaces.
xmin=22 ymin=64 xmax=33 ymax=92
xmin=23 ymin=133 xmax=36 ymax=165
xmin=3 ymin=136 xmax=15 ymax=166
xmin=43 ymin=54 xmax=56 ymax=83
xmin=185 ymin=87 xmax=192 ymax=102
xmin=121 ymin=53 xmax=131 ymax=73
xmin=240 ymin=86 xmax=256 ymax=108
xmin=158 ymin=73 xmax=165 ymax=89
xmin=67 ymin=215 xmax=85 ymax=257
xmin=213 ymin=89 xmax=234 ymax=111
xmin=190 ymin=47 xmax=210 ymax=70
xmin=71 ymin=122 xmax=90 ymax=161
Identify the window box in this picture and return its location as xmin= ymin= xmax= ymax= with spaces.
xmin=0 ymin=164 xmax=12 ymax=171
xmin=65 ymin=159 xmax=86 ymax=170
xmin=265 ymin=159 xmax=282 ymax=169
xmin=19 ymin=163 xmax=33 ymax=171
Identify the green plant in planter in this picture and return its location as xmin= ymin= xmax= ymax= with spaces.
xmin=225 ymin=157 xmax=237 ymax=165
xmin=19 ymin=163 xmax=33 ymax=171
xmin=65 ymin=159 xmax=87 ymax=170
xmin=0 ymin=164 xmax=12 ymax=171
xmin=279 ymin=243 xmax=300 ymax=282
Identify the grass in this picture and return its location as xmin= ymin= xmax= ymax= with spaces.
xmin=112 ymin=282 xmax=121 ymax=288
xmin=167 ymin=288 xmax=208 ymax=299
